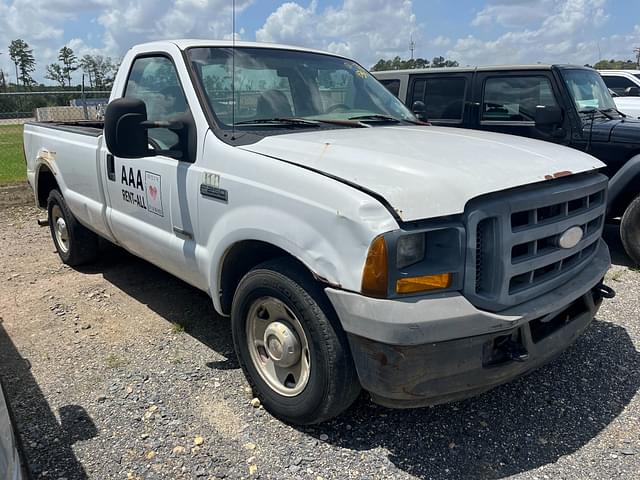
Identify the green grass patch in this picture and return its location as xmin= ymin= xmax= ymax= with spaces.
xmin=0 ymin=124 xmax=26 ymax=185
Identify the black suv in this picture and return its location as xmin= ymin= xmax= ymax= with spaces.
xmin=374 ymin=65 xmax=640 ymax=264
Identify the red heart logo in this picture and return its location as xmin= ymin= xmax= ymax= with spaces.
xmin=149 ymin=185 xmax=157 ymax=200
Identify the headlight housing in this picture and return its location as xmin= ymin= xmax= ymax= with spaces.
xmin=361 ymin=223 xmax=465 ymax=298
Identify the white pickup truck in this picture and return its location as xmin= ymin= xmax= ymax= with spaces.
xmin=24 ymin=40 xmax=613 ymax=424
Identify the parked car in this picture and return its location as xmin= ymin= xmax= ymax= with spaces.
xmin=374 ymin=65 xmax=640 ymax=265
xmin=599 ymin=69 xmax=640 ymax=97
xmin=0 ymin=381 xmax=25 ymax=480
xmin=608 ymin=88 xmax=640 ymax=118
xmin=24 ymin=42 xmax=613 ymax=424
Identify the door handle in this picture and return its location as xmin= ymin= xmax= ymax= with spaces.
xmin=173 ymin=226 xmax=193 ymax=240
xmin=106 ymin=154 xmax=116 ymax=181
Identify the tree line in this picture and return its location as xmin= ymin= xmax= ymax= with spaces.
xmin=370 ymin=56 xmax=460 ymax=71
xmin=1 ymin=38 xmax=120 ymax=92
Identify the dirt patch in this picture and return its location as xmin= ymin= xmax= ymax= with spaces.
xmin=0 ymin=182 xmax=33 ymax=208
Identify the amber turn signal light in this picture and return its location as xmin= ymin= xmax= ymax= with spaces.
xmin=361 ymin=235 xmax=388 ymax=297
xmin=396 ymin=273 xmax=451 ymax=294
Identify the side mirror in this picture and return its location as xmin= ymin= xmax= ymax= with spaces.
xmin=624 ymin=86 xmax=640 ymax=97
xmin=104 ymin=98 xmax=152 ymax=158
xmin=535 ymin=105 xmax=563 ymax=127
xmin=412 ymin=100 xmax=428 ymax=122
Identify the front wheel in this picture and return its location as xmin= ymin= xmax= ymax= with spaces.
xmin=231 ymin=258 xmax=360 ymax=424
xmin=620 ymin=194 xmax=640 ymax=266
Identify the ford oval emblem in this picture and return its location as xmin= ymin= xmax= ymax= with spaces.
xmin=558 ymin=226 xmax=584 ymax=249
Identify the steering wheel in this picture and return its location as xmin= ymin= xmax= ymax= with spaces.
xmin=325 ymin=103 xmax=351 ymax=113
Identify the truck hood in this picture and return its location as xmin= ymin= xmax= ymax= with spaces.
xmin=240 ymin=125 xmax=604 ymax=221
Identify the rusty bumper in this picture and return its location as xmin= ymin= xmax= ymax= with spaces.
xmin=346 ymin=287 xmax=604 ymax=408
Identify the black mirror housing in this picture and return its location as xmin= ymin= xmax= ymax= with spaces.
xmin=104 ymin=98 xmax=152 ymax=158
xmin=535 ymin=105 xmax=563 ymax=127
xmin=412 ymin=100 xmax=428 ymax=122
xmin=625 ymin=86 xmax=640 ymax=97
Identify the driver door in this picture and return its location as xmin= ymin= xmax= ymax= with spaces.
xmin=473 ymin=72 xmax=570 ymax=145
xmin=102 ymin=54 xmax=201 ymax=285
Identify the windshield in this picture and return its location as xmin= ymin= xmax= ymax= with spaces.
xmin=561 ymin=69 xmax=617 ymax=113
xmin=187 ymin=47 xmax=416 ymax=128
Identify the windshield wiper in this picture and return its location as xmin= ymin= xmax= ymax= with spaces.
xmin=348 ymin=114 xmax=427 ymax=126
xmin=602 ymin=107 xmax=626 ymax=119
xmin=348 ymin=114 xmax=400 ymax=122
xmin=233 ymin=118 xmax=321 ymax=127
xmin=233 ymin=117 xmax=367 ymax=128
xmin=578 ymin=108 xmax=615 ymax=120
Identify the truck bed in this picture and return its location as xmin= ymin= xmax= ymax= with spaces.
xmin=26 ymin=120 xmax=104 ymax=137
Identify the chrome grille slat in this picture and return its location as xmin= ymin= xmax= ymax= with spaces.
xmin=464 ymin=173 xmax=608 ymax=312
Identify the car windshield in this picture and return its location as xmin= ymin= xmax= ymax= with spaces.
xmin=561 ymin=69 xmax=617 ymax=114
xmin=187 ymin=47 xmax=417 ymax=128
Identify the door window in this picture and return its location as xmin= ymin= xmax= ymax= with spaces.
xmin=482 ymin=76 xmax=557 ymax=123
xmin=124 ymin=56 xmax=189 ymax=151
xmin=601 ymin=75 xmax=638 ymax=95
xmin=379 ymin=79 xmax=400 ymax=97
xmin=410 ymin=77 xmax=466 ymax=121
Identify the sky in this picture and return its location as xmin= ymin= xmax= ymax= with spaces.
xmin=1 ymin=0 xmax=640 ymax=84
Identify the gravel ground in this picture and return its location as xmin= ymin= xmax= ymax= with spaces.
xmin=0 ymin=202 xmax=638 ymax=480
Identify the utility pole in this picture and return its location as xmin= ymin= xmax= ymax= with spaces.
xmin=635 ymin=47 xmax=640 ymax=68
xmin=409 ymin=35 xmax=416 ymax=60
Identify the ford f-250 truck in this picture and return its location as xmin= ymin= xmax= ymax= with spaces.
xmin=24 ymin=40 xmax=614 ymax=424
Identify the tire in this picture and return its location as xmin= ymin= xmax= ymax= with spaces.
xmin=620 ymin=194 xmax=640 ymax=266
xmin=47 ymin=189 xmax=99 ymax=266
xmin=231 ymin=257 xmax=361 ymax=424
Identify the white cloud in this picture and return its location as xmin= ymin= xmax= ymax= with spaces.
xmin=256 ymin=0 xmax=420 ymax=68
xmin=447 ymin=0 xmax=620 ymax=66
xmin=0 ymin=0 xmax=252 ymax=84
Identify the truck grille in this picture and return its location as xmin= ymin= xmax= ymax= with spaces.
xmin=464 ymin=173 xmax=607 ymax=312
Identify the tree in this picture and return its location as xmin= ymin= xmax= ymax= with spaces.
xmin=58 ymin=46 xmax=78 ymax=87
xmin=370 ymin=55 xmax=458 ymax=71
xmin=0 ymin=70 xmax=7 ymax=92
xmin=80 ymin=54 xmax=96 ymax=87
xmin=45 ymin=63 xmax=66 ymax=87
xmin=79 ymin=54 xmax=119 ymax=89
xmin=8 ymin=39 xmax=36 ymax=89
xmin=594 ymin=59 xmax=638 ymax=70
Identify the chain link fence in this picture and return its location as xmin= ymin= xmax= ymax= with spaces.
xmin=0 ymin=91 xmax=109 ymax=184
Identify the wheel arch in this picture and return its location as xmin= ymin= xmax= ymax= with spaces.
xmin=217 ymin=239 xmax=336 ymax=316
xmin=35 ymin=162 xmax=60 ymax=208
xmin=607 ymin=153 xmax=640 ymax=218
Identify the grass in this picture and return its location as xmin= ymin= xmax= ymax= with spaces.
xmin=0 ymin=124 xmax=26 ymax=185
xmin=171 ymin=322 xmax=185 ymax=333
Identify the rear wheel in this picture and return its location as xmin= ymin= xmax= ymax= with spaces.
xmin=620 ymin=194 xmax=640 ymax=266
xmin=47 ymin=190 xmax=99 ymax=266
xmin=231 ymin=258 xmax=360 ymax=424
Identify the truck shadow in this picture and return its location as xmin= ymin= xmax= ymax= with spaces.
xmin=309 ymin=318 xmax=639 ymax=479
xmin=0 ymin=322 xmax=97 ymax=479
xmin=86 ymin=245 xmax=638 ymax=480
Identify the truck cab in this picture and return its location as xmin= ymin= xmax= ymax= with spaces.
xmin=24 ymin=43 xmax=613 ymax=424
xmin=375 ymin=65 xmax=640 ymax=265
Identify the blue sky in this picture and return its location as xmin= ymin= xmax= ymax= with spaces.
xmin=1 ymin=0 xmax=640 ymax=83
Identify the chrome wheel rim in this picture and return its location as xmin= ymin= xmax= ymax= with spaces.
xmin=51 ymin=205 xmax=69 ymax=253
xmin=246 ymin=297 xmax=311 ymax=397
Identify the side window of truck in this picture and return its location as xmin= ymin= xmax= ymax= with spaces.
xmin=124 ymin=56 xmax=189 ymax=151
xmin=481 ymin=76 xmax=557 ymax=123
xmin=379 ymin=79 xmax=400 ymax=97
xmin=411 ymin=77 xmax=466 ymax=122
xmin=601 ymin=75 xmax=638 ymax=95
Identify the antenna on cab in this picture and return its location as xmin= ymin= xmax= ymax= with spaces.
xmin=231 ymin=0 xmax=236 ymax=140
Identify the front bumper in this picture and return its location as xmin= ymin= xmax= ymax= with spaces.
xmin=325 ymin=240 xmax=611 ymax=407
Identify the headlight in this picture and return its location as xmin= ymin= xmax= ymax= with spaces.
xmin=396 ymin=233 xmax=425 ymax=268
xmin=361 ymin=226 xmax=465 ymax=298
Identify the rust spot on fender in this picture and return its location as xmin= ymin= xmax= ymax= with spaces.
xmin=544 ymin=170 xmax=572 ymax=180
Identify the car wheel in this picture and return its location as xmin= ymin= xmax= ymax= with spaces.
xmin=47 ymin=189 xmax=99 ymax=266
xmin=620 ymin=194 xmax=640 ymax=266
xmin=231 ymin=257 xmax=361 ymax=424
